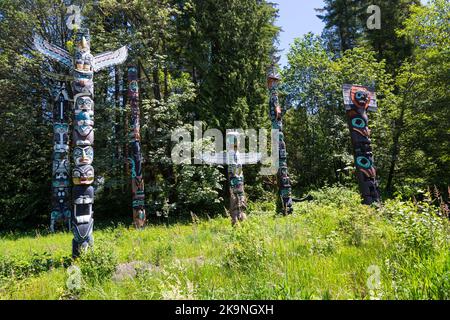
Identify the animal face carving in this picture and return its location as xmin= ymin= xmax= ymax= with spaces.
xmin=73 ymin=70 xmax=94 ymax=94
xmin=133 ymin=208 xmax=146 ymax=229
xmin=351 ymin=86 xmax=371 ymax=109
xmin=73 ymin=146 xmax=94 ymax=166
xmin=75 ymin=96 xmax=94 ymax=114
xmin=74 ymin=110 xmax=94 ymax=143
xmin=73 ymin=165 xmax=94 ymax=185
xmin=54 ymin=123 xmax=69 ymax=151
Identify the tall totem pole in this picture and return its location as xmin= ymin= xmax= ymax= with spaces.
xmin=127 ymin=66 xmax=146 ymax=228
xmin=34 ymin=11 xmax=128 ymax=257
xmin=50 ymin=83 xmax=71 ymax=232
xmin=202 ymin=132 xmax=260 ymax=226
xmin=342 ymin=84 xmax=381 ymax=205
xmin=267 ymin=57 xmax=294 ymax=215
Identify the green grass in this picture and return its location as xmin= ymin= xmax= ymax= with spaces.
xmin=1 ymin=187 xmax=449 ymax=300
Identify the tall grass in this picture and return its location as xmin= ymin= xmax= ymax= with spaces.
xmin=0 ymin=186 xmax=448 ymax=300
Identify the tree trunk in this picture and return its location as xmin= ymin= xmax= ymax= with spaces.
xmin=386 ymin=102 xmax=406 ymax=195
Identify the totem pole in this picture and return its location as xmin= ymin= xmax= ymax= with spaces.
xmin=267 ymin=57 xmax=293 ymax=215
xmin=342 ymin=84 xmax=381 ymax=205
xmin=34 ymin=18 xmax=128 ymax=257
xmin=50 ymin=83 xmax=71 ymax=232
xmin=202 ymin=131 xmax=260 ymax=226
xmin=127 ymin=66 xmax=146 ymax=228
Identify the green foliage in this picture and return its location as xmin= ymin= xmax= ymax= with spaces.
xmin=0 ymin=188 xmax=449 ymax=300
xmin=78 ymin=241 xmax=118 ymax=285
xmin=309 ymin=185 xmax=362 ymax=208
xmin=224 ymin=222 xmax=268 ymax=272
xmin=0 ymin=252 xmax=71 ymax=281
xmin=0 ymin=0 xmax=279 ymax=227
xmin=382 ymin=198 xmax=450 ymax=255
xmin=283 ymin=0 xmax=449 ymax=198
xmin=282 ymin=36 xmax=393 ymax=193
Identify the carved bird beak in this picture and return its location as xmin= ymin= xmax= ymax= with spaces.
xmin=82 ymin=36 xmax=88 ymax=49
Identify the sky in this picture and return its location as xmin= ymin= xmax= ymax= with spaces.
xmin=274 ymin=0 xmax=325 ymax=67
xmin=275 ymin=0 xmax=429 ymax=67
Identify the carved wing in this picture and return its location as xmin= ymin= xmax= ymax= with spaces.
xmin=201 ymin=152 xmax=261 ymax=165
xmin=93 ymin=46 xmax=128 ymax=72
xmin=201 ymin=152 xmax=227 ymax=165
xmin=241 ymin=153 xmax=262 ymax=165
xmin=33 ymin=34 xmax=73 ymax=69
xmin=43 ymin=70 xmax=72 ymax=82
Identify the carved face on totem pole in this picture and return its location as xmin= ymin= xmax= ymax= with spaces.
xmin=73 ymin=165 xmax=94 ymax=185
xmin=75 ymin=29 xmax=93 ymax=72
xmin=73 ymin=29 xmax=94 ymax=95
xmin=52 ymin=159 xmax=70 ymax=188
xmin=129 ymin=78 xmax=139 ymax=97
xmin=75 ymin=96 xmax=94 ymax=114
xmin=72 ymin=185 xmax=94 ymax=249
xmin=226 ymin=132 xmax=245 ymax=195
xmin=133 ymin=208 xmax=146 ymax=229
xmin=52 ymin=187 xmax=70 ymax=204
xmin=73 ymin=186 xmax=94 ymax=217
xmin=73 ymin=105 xmax=94 ymax=146
xmin=351 ymin=87 xmax=371 ymax=109
xmin=54 ymin=124 xmax=69 ymax=152
xmin=129 ymin=125 xmax=141 ymax=142
xmin=73 ymin=146 xmax=94 ymax=166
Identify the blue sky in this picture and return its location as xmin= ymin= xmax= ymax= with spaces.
xmin=275 ymin=0 xmax=429 ymax=67
xmin=274 ymin=0 xmax=325 ymax=66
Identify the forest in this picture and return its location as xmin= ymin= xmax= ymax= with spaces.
xmin=0 ymin=0 xmax=447 ymax=230
xmin=0 ymin=0 xmax=449 ymax=301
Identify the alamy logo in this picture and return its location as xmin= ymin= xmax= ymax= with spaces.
xmin=66 ymin=5 xmax=81 ymax=30
xmin=66 ymin=265 xmax=82 ymax=291
xmin=367 ymin=265 xmax=382 ymax=300
xmin=171 ymin=122 xmax=280 ymax=176
xmin=367 ymin=5 xmax=381 ymax=30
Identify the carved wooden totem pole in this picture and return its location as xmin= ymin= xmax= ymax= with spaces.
xmin=127 ymin=66 xmax=146 ymax=228
xmin=342 ymin=84 xmax=381 ymax=205
xmin=267 ymin=58 xmax=293 ymax=215
xmin=34 ymin=14 xmax=128 ymax=257
xmin=202 ymin=132 xmax=260 ymax=226
xmin=50 ymin=83 xmax=71 ymax=232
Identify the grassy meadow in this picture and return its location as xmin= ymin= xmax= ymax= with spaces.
xmin=0 ymin=187 xmax=449 ymax=300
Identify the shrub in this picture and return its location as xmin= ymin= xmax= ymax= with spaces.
xmin=338 ymin=208 xmax=378 ymax=247
xmin=310 ymin=185 xmax=362 ymax=208
xmin=78 ymin=241 xmax=118 ymax=285
xmin=382 ymin=199 xmax=450 ymax=255
xmin=224 ymin=223 xmax=268 ymax=272
xmin=308 ymin=231 xmax=340 ymax=255
xmin=0 ymin=252 xmax=71 ymax=280
xmin=150 ymin=242 xmax=174 ymax=266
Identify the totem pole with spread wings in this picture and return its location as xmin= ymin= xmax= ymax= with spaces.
xmin=342 ymin=84 xmax=381 ymax=205
xmin=267 ymin=57 xmax=294 ymax=215
xmin=202 ymin=132 xmax=261 ymax=226
xmin=34 ymin=11 xmax=128 ymax=257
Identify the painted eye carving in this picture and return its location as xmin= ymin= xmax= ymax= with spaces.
xmin=355 ymin=91 xmax=367 ymax=101
xmin=356 ymin=156 xmax=372 ymax=169
xmin=352 ymin=117 xmax=366 ymax=128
